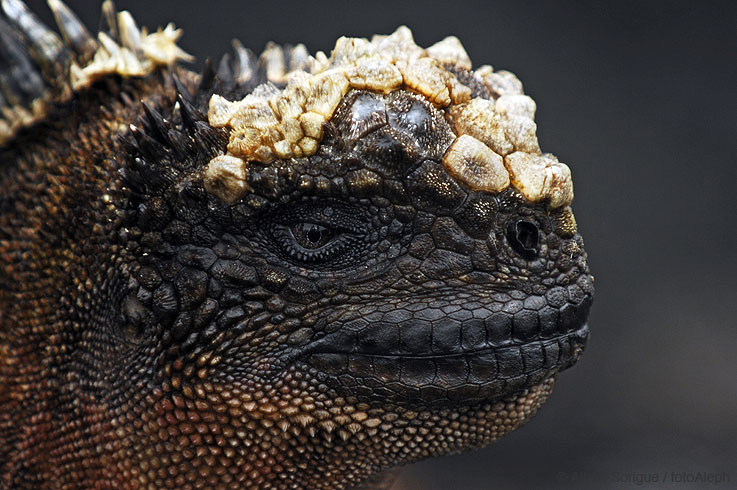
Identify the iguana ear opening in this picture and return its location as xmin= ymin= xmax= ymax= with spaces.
xmin=0 ymin=0 xmax=191 ymax=147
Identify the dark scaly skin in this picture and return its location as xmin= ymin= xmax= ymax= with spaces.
xmin=0 ymin=58 xmax=593 ymax=488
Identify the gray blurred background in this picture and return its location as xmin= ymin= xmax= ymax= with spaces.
xmin=25 ymin=0 xmax=736 ymax=488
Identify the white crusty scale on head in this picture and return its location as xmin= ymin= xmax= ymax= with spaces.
xmin=205 ymin=26 xmax=575 ymax=208
xmin=0 ymin=0 xmax=574 ymax=209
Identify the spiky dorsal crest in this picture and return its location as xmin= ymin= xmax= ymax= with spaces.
xmin=119 ymin=83 xmax=228 ymax=214
xmin=0 ymin=0 xmax=191 ymax=147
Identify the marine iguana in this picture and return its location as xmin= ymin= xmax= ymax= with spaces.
xmin=0 ymin=1 xmax=594 ymax=488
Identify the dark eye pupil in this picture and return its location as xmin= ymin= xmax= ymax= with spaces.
xmin=307 ymin=225 xmax=322 ymax=244
xmin=507 ymin=220 xmax=540 ymax=259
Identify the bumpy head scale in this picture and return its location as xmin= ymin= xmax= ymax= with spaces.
xmin=204 ymin=26 xmax=574 ymax=208
xmin=0 ymin=1 xmax=574 ymax=209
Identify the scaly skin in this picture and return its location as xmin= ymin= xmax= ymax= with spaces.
xmin=0 ymin=4 xmax=593 ymax=489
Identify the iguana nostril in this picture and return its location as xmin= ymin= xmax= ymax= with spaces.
xmin=507 ymin=219 xmax=540 ymax=259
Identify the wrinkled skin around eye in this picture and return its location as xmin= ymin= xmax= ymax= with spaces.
xmin=294 ymin=223 xmax=334 ymax=249
xmin=261 ymin=200 xmax=373 ymax=270
xmin=272 ymin=222 xmax=337 ymax=258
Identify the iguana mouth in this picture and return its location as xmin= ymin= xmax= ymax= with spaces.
xmin=301 ymin=294 xmax=591 ymax=405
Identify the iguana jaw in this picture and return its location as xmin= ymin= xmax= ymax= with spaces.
xmin=300 ymin=296 xmax=591 ymax=407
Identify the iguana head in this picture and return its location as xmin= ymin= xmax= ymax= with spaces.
xmin=0 ymin=1 xmax=592 ymax=488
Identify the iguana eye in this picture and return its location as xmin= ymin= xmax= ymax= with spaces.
xmin=270 ymin=222 xmax=344 ymax=263
xmin=265 ymin=202 xmax=370 ymax=266
xmin=507 ymin=219 xmax=540 ymax=260
xmin=290 ymin=223 xmax=335 ymax=250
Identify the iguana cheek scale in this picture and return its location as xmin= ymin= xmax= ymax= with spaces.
xmin=0 ymin=1 xmax=593 ymax=489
